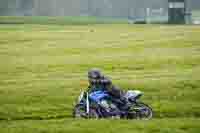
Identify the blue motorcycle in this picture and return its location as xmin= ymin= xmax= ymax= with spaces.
xmin=73 ymin=89 xmax=153 ymax=119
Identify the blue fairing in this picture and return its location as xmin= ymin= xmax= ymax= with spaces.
xmin=89 ymin=90 xmax=109 ymax=103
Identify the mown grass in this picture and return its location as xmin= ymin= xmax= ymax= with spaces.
xmin=0 ymin=16 xmax=128 ymax=25
xmin=0 ymin=118 xmax=200 ymax=133
xmin=0 ymin=17 xmax=200 ymax=132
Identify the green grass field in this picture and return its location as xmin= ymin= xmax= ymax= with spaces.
xmin=0 ymin=17 xmax=200 ymax=133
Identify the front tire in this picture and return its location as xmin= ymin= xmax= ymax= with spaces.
xmin=73 ymin=104 xmax=100 ymax=119
xmin=88 ymin=108 xmax=99 ymax=119
xmin=73 ymin=104 xmax=87 ymax=118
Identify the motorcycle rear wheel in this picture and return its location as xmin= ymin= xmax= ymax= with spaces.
xmin=129 ymin=102 xmax=153 ymax=120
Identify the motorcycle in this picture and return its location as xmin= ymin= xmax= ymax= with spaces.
xmin=73 ymin=89 xmax=153 ymax=119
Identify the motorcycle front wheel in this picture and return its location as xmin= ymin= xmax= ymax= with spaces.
xmin=73 ymin=104 xmax=100 ymax=119
xmin=88 ymin=108 xmax=99 ymax=119
xmin=73 ymin=104 xmax=87 ymax=118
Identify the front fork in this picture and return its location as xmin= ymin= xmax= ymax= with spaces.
xmin=86 ymin=92 xmax=90 ymax=114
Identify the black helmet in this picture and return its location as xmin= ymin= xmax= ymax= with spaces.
xmin=88 ymin=68 xmax=103 ymax=79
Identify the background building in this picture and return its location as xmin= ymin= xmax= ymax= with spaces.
xmin=0 ymin=0 xmax=199 ymax=22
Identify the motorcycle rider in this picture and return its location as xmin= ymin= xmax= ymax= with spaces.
xmin=87 ymin=68 xmax=126 ymax=112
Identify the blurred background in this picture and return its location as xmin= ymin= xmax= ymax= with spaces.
xmin=0 ymin=0 xmax=200 ymax=24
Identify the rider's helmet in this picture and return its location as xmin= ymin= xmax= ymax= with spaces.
xmin=88 ymin=68 xmax=103 ymax=85
xmin=88 ymin=68 xmax=102 ymax=79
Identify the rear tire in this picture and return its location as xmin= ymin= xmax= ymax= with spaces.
xmin=129 ymin=102 xmax=153 ymax=120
